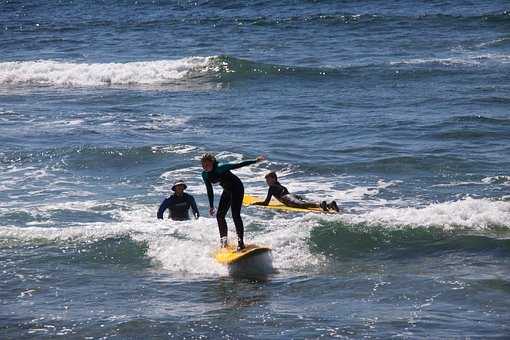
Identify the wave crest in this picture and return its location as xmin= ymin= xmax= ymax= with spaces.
xmin=2 ymin=53 xmax=509 ymax=88
xmin=0 ymin=57 xmax=217 ymax=87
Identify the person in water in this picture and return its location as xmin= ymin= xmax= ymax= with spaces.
xmin=201 ymin=153 xmax=265 ymax=250
xmin=157 ymin=180 xmax=199 ymax=221
xmin=254 ymin=171 xmax=340 ymax=212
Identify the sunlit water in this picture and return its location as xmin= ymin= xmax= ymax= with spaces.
xmin=1 ymin=1 xmax=509 ymax=338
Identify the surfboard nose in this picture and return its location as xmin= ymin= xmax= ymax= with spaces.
xmin=228 ymin=251 xmax=273 ymax=280
xmin=213 ymin=244 xmax=273 ymax=279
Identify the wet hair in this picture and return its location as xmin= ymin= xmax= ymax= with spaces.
xmin=201 ymin=153 xmax=216 ymax=164
xmin=265 ymin=171 xmax=277 ymax=180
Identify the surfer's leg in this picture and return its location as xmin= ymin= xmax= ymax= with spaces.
xmin=280 ymin=194 xmax=321 ymax=209
xmin=327 ymin=200 xmax=340 ymax=212
xmin=231 ymin=186 xmax=245 ymax=250
xmin=216 ymin=190 xmax=231 ymax=242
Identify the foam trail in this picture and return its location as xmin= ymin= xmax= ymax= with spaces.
xmin=391 ymin=53 xmax=510 ymax=67
xmin=0 ymin=57 xmax=216 ymax=86
xmin=0 ymin=199 xmax=327 ymax=275
xmin=347 ymin=197 xmax=510 ymax=230
xmin=3 ymin=196 xmax=508 ymax=277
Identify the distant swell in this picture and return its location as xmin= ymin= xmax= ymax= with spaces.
xmin=3 ymin=11 xmax=509 ymax=33
xmin=451 ymin=115 xmax=510 ymax=125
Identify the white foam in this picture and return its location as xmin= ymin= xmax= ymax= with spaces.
xmin=476 ymin=37 xmax=510 ymax=48
xmin=0 ymin=165 xmax=56 ymax=192
xmin=247 ymin=215 xmax=326 ymax=271
xmin=347 ymin=197 xmax=510 ymax=230
xmin=392 ymin=57 xmax=481 ymax=67
xmin=431 ymin=176 xmax=510 ymax=188
xmin=0 ymin=57 xmax=217 ymax=87
xmin=134 ymin=211 xmax=326 ymax=274
xmin=151 ymin=144 xmax=198 ymax=155
xmin=40 ymin=119 xmax=84 ymax=127
xmin=2 ymin=194 xmax=509 ymax=278
xmin=391 ymin=53 xmax=510 ymax=67
xmin=431 ymin=181 xmax=484 ymax=188
xmin=140 ymin=115 xmax=191 ymax=131
xmin=0 ymin=198 xmax=326 ymax=276
xmin=0 ymin=109 xmax=16 ymax=115
xmin=482 ymin=175 xmax=510 ymax=186
xmin=0 ymin=163 xmax=91 ymax=206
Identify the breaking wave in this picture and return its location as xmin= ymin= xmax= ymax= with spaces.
xmin=2 ymin=52 xmax=509 ymax=88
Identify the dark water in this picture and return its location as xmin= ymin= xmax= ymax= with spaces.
xmin=1 ymin=1 xmax=510 ymax=338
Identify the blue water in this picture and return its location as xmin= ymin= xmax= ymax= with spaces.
xmin=1 ymin=1 xmax=510 ymax=338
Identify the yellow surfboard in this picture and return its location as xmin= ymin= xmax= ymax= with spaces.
xmin=214 ymin=244 xmax=272 ymax=265
xmin=243 ymin=194 xmax=333 ymax=213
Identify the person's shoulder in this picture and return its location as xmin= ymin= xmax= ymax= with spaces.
xmin=183 ymin=192 xmax=195 ymax=199
xmin=275 ymin=182 xmax=288 ymax=191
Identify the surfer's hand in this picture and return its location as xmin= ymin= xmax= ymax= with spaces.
xmin=256 ymin=155 xmax=266 ymax=162
xmin=209 ymin=207 xmax=215 ymax=216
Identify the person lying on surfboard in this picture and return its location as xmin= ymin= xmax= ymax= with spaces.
xmin=253 ymin=171 xmax=340 ymax=212
xmin=201 ymin=153 xmax=266 ymax=251
xmin=157 ymin=179 xmax=199 ymax=221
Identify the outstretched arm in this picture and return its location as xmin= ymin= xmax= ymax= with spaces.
xmin=223 ymin=155 xmax=266 ymax=171
xmin=253 ymin=188 xmax=273 ymax=206
xmin=223 ymin=159 xmax=257 ymax=171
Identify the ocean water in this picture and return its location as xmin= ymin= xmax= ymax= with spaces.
xmin=1 ymin=1 xmax=510 ymax=338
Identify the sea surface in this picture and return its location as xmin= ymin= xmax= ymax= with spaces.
xmin=1 ymin=1 xmax=510 ymax=338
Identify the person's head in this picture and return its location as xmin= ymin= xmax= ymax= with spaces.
xmin=201 ymin=153 xmax=216 ymax=172
xmin=265 ymin=171 xmax=277 ymax=186
xmin=172 ymin=180 xmax=187 ymax=195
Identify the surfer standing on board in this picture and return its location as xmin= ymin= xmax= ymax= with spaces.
xmin=157 ymin=180 xmax=200 ymax=221
xmin=254 ymin=171 xmax=340 ymax=212
xmin=201 ymin=153 xmax=265 ymax=251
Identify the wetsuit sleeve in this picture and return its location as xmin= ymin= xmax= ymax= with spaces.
xmin=157 ymin=198 xmax=172 ymax=219
xmin=202 ymin=172 xmax=214 ymax=208
xmin=222 ymin=159 xmax=257 ymax=171
xmin=258 ymin=188 xmax=273 ymax=206
xmin=189 ymin=195 xmax=199 ymax=219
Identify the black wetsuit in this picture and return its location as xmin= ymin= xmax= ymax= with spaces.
xmin=202 ymin=160 xmax=256 ymax=241
xmin=157 ymin=193 xmax=199 ymax=221
xmin=260 ymin=181 xmax=319 ymax=209
xmin=260 ymin=181 xmax=289 ymax=204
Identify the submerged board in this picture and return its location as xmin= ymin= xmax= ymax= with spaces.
xmin=214 ymin=244 xmax=272 ymax=265
xmin=243 ymin=194 xmax=333 ymax=213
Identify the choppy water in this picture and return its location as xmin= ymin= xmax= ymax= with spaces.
xmin=1 ymin=1 xmax=510 ymax=338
